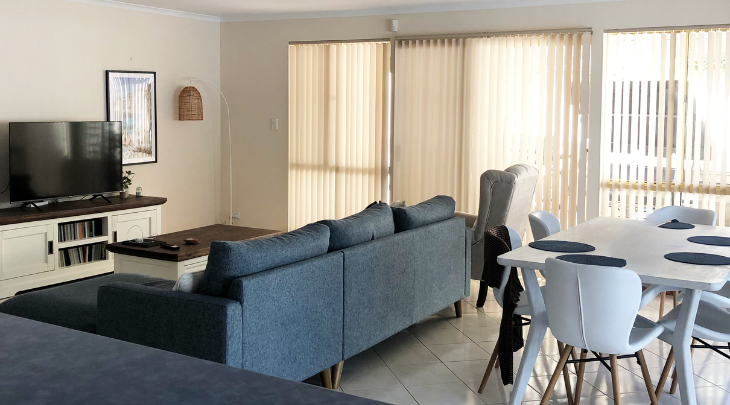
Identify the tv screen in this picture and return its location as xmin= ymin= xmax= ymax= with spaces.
xmin=9 ymin=122 xmax=123 ymax=203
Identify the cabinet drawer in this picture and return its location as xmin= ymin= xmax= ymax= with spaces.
xmin=113 ymin=210 xmax=157 ymax=242
xmin=0 ymin=224 xmax=55 ymax=280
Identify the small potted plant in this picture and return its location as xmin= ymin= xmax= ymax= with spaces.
xmin=121 ymin=170 xmax=135 ymax=198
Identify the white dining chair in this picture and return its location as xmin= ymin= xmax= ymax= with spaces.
xmin=529 ymin=211 xmax=561 ymax=241
xmin=539 ymin=258 xmax=664 ymax=405
xmin=478 ymin=228 xmax=576 ymax=395
xmin=643 ymin=206 xmax=718 ymax=317
xmin=646 ymin=286 xmax=730 ymax=398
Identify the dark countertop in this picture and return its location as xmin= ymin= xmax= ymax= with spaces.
xmin=0 ymin=314 xmax=382 ymax=405
xmin=106 ymin=224 xmax=282 ymax=262
xmin=0 ymin=196 xmax=167 ymax=226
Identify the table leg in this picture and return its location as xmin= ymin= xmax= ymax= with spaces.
xmin=510 ymin=267 xmax=548 ymax=405
xmin=673 ymin=289 xmax=701 ymax=405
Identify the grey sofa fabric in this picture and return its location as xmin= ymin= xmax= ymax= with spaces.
xmin=341 ymin=233 xmax=417 ymax=359
xmin=228 ymin=253 xmax=344 ymax=381
xmin=411 ymin=217 xmax=469 ymax=321
xmin=197 ymin=223 xmax=330 ymax=297
xmin=317 ymin=202 xmax=394 ymax=252
xmin=97 ymin=283 xmax=243 ymax=367
xmin=392 ymin=195 xmax=455 ymax=233
xmin=341 ymin=216 xmax=470 ymax=359
xmin=468 ymin=164 xmax=538 ymax=280
xmin=0 ymin=273 xmax=169 ymax=333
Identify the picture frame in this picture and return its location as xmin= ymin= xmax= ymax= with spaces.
xmin=106 ymin=70 xmax=157 ymax=165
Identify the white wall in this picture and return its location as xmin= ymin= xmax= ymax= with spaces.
xmin=0 ymin=0 xmax=221 ymax=233
xmin=221 ymin=0 xmax=730 ymax=231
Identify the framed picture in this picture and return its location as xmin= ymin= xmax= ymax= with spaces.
xmin=106 ymin=70 xmax=157 ymax=165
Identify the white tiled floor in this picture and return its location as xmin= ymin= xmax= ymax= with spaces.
xmin=305 ymin=280 xmax=730 ymax=405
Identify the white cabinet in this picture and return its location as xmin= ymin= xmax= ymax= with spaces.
xmin=113 ymin=210 xmax=158 ymax=242
xmin=0 ymin=200 xmax=164 ymax=299
xmin=0 ymin=224 xmax=54 ymax=280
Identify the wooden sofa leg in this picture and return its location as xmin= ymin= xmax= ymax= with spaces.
xmin=332 ymin=361 xmax=344 ymax=389
xmin=454 ymin=300 xmax=463 ymax=318
xmin=320 ymin=367 xmax=333 ymax=389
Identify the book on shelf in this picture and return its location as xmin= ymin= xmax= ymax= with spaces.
xmin=58 ymin=242 xmax=107 ymax=268
xmin=58 ymin=218 xmax=103 ymax=242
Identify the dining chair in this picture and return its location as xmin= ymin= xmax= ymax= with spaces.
xmin=455 ymin=164 xmax=538 ymax=307
xmin=649 ymin=286 xmax=730 ymax=398
xmin=477 ymin=228 xmax=577 ymax=395
xmin=528 ymin=211 xmax=561 ymax=241
xmin=644 ymin=206 xmax=718 ymax=317
xmin=539 ymin=258 xmax=664 ymax=405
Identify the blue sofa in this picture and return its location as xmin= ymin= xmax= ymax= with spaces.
xmin=1 ymin=197 xmax=471 ymax=385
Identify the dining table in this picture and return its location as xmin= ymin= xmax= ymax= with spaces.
xmin=497 ymin=216 xmax=730 ymax=405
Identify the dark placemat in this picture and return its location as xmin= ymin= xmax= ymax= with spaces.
xmin=528 ymin=240 xmax=595 ymax=253
xmin=687 ymin=236 xmax=730 ymax=246
xmin=664 ymin=252 xmax=730 ymax=265
xmin=555 ymin=254 xmax=627 ymax=267
xmin=658 ymin=219 xmax=695 ymax=229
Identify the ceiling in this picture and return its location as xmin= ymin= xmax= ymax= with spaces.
xmin=73 ymin=0 xmax=622 ymax=21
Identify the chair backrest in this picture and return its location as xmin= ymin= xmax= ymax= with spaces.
xmin=542 ymin=258 xmax=643 ymax=354
xmin=493 ymin=227 xmax=522 ymax=307
xmin=529 ymin=211 xmax=561 ymax=240
xmin=646 ymin=206 xmax=717 ymax=226
xmin=473 ymin=164 xmax=539 ymax=241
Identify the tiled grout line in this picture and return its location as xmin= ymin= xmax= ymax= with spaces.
xmin=368 ymin=342 xmax=422 ymax=404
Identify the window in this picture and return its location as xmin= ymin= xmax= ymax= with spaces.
xmin=393 ymin=32 xmax=592 ymax=228
xmin=288 ymin=41 xmax=391 ymax=230
xmin=600 ymin=28 xmax=730 ymax=225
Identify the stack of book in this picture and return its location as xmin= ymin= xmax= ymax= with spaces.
xmin=59 ymin=219 xmax=103 ymax=242
xmin=58 ymin=243 xmax=107 ymax=268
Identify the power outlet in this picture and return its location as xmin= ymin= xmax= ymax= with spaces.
xmin=270 ymin=118 xmax=279 ymax=131
xmin=232 ymin=212 xmax=241 ymax=219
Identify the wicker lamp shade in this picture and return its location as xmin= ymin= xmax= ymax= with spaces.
xmin=179 ymin=86 xmax=203 ymax=120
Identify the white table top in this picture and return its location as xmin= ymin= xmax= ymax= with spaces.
xmin=498 ymin=216 xmax=730 ymax=291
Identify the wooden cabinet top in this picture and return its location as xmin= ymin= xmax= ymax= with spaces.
xmin=0 ymin=196 xmax=167 ymax=226
xmin=106 ymin=224 xmax=282 ymax=262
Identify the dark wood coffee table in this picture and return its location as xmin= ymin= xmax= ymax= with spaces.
xmin=106 ymin=224 xmax=281 ymax=280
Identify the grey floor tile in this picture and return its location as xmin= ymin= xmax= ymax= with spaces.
xmin=405 ymin=382 xmax=485 ymax=405
xmin=427 ymin=342 xmax=491 ymax=362
xmin=374 ymin=330 xmax=423 ymax=350
xmin=460 ymin=326 xmax=501 ymax=342
xmin=529 ymin=374 xmax=602 ymax=401
xmin=339 ymin=365 xmax=403 ymax=391
xmin=345 ymin=348 xmax=387 ymax=370
xmin=693 ymin=385 xmax=730 ymax=405
xmin=344 ymin=386 xmax=418 ymax=405
xmin=581 ymin=369 xmax=654 ymax=397
xmin=448 ymin=313 xmax=499 ymax=330
xmin=410 ymin=325 xmax=472 ymax=345
xmin=462 ymin=373 xmax=544 ymax=404
xmin=374 ymin=342 xmax=441 ymax=367
xmin=445 ymin=359 xmax=491 ymax=383
xmin=390 ymin=362 xmax=462 ymax=387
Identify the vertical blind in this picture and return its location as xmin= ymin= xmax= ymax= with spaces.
xmin=288 ymin=41 xmax=391 ymax=230
xmin=601 ymin=29 xmax=730 ymax=225
xmin=394 ymin=32 xmax=592 ymax=228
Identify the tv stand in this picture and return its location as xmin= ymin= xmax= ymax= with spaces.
xmin=89 ymin=194 xmax=113 ymax=203
xmin=19 ymin=201 xmax=43 ymax=211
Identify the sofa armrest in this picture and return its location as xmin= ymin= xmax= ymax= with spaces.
xmin=454 ymin=211 xmax=478 ymax=229
xmin=97 ymin=282 xmax=242 ymax=367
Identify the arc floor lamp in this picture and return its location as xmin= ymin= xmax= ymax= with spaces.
xmin=179 ymin=79 xmax=233 ymax=226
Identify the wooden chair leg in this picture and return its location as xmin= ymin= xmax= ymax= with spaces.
xmin=573 ymin=350 xmax=588 ymax=405
xmin=540 ymin=344 xmax=574 ymax=405
xmin=478 ymin=341 xmax=500 ymax=394
xmin=670 ymin=338 xmax=696 ymax=395
xmin=610 ymin=354 xmax=621 ymax=405
xmin=655 ymin=348 xmax=674 ymax=399
xmin=495 ymin=356 xmax=500 ymax=369
xmin=332 ymin=361 xmax=344 ymax=389
xmin=659 ymin=291 xmax=666 ymax=318
xmin=673 ymin=291 xmax=678 ymax=308
xmin=637 ymin=350 xmax=659 ymax=405
xmin=557 ymin=341 xmax=575 ymax=405
xmin=320 ymin=367 xmax=333 ymax=389
xmin=454 ymin=300 xmax=463 ymax=318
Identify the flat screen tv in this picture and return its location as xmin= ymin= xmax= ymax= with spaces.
xmin=9 ymin=122 xmax=123 ymax=203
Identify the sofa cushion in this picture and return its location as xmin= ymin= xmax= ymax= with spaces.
xmin=197 ymin=223 xmax=330 ymax=297
xmin=173 ymin=270 xmax=205 ymax=293
xmin=391 ymin=195 xmax=456 ymax=232
xmin=0 ymin=273 xmax=171 ymax=333
xmin=317 ymin=202 xmax=395 ymax=252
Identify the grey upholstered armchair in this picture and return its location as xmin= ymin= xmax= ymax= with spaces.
xmin=455 ymin=164 xmax=538 ymax=307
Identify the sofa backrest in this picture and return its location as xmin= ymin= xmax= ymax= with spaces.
xmin=340 ymin=216 xmax=469 ymax=359
xmin=197 ymin=223 xmax=330 ymax=297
